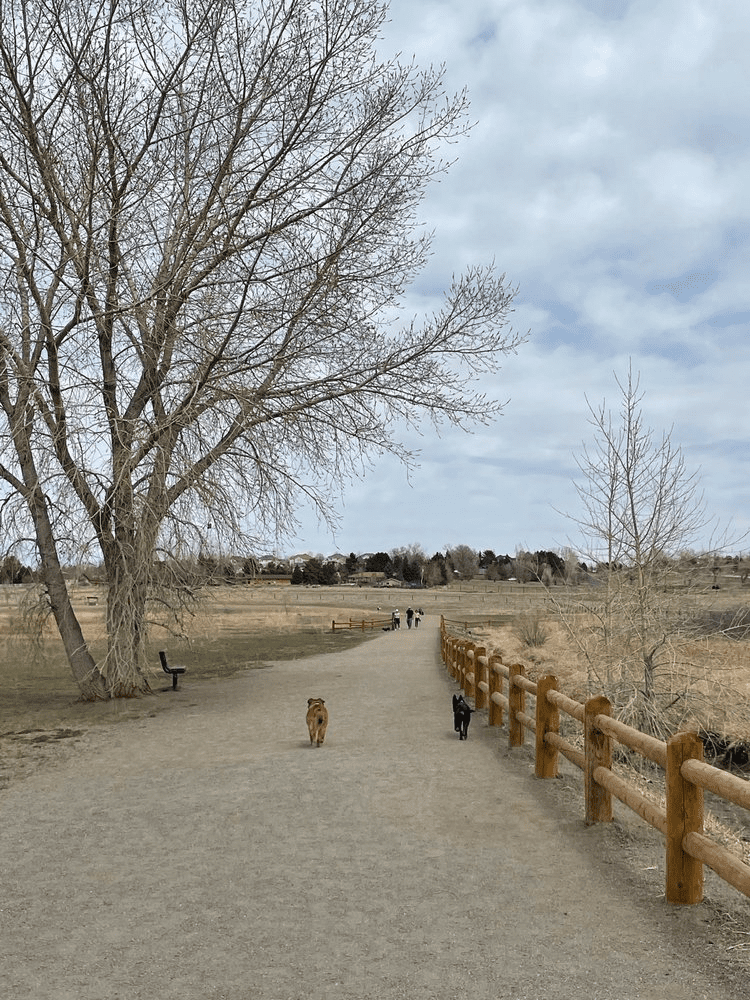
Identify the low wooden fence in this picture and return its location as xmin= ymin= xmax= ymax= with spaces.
xmin=440 ymin=617 xmax=750 ymax=905
xmin=331 ymin=617 xmax=392 ymax=631
xmin=440 ymin=616 xmax=512 ymax=636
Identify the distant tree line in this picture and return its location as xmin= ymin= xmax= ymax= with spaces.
xmin=22 ymin=546 xmax=750 ymax=592
xmin=130 ymin=546 xmax=588 ymax=588
xmin=282 ymin=545 xmax=590 ymax=587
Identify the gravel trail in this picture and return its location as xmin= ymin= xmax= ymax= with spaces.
xmin=1 ymin=626 xmax=749 ymax=999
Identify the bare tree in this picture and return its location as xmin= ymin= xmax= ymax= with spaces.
xmin=0 ymin=0 xmax=523 ymax=697
xmin=447 ymin=545 xmax=479 ymax=580
xmin=558 ymin=365 xmax=716 ymax=734
xmin=511 ymin=549 xmax=535 ymax=583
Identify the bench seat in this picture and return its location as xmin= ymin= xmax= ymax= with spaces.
xmin=159 ymin=650 xmax=187 ymax=690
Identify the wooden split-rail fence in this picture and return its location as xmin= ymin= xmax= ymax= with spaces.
xmin=440 ymin=616 xmax=750 ymax=905
xmin=331 ymin=616 xmax=393 ymax=631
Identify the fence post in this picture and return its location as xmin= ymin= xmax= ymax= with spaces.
xmin=665 ymin=732 xmax=704 ymax=905
xmin=585 ymin=695 xmax=613 ymax=825
xmin=488 ymin=654 xmax=504 ymax=727
xmin=456 ymin=640 xmax=464 ymax=684
xmin=447 ymin=637 xmax=457 ymax=680
xmin=460 ymin=641 xmax=470 ymax=692
xmin=474 ymin=646 xmax=487 ymax=710
xmin=508 ymin=663 xmax=526 ymax=748
xmin=464 ymin=644 xmax=476 ymax=699
xmin=535 ymin=675 xmax=559 ymax=779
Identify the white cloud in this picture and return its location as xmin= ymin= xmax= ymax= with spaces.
xmin=289 ymin=0 xmax=750 ymax=558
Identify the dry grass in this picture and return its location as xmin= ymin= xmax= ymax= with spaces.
xmin=5 ymin=574 xmax=750 ymax=748
xmin=5 ymin=576 xmax=750 ymax=727
xmin=0 ymin=583 xmax=387 ymax=733
xmin=2 ymin=577 xmax=749 ymax=859
xmin=0 ymin=577 xmax=539 ymax=732
xmin=462 ymin=584 xmax=750 ymax=861
xmin=482 ymin=620 xmax=750 ymax=732
xmin=478 ymin=590 xmax=750 ymax=740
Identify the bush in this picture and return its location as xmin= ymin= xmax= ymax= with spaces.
xmin=513 ymin=612 xmax=549 ymax=647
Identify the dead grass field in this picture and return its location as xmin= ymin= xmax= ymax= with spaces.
xmin=2 ymin=576 xmax=749 ymax=888
xmin=3 ymin=577 xmax=750 ymax=784
xmin=475 ymin=587 xmax=750 ymax=739
xmin=0 ymin=577 xmax=534 ymax=740
xmin=0 ymin=582 xmax=393 ymax=734
xmin=3 ymin=577 xmax=750 ymax=727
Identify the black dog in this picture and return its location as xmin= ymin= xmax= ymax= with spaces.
xmin=452 ymin=694 xmax=474 ymax=740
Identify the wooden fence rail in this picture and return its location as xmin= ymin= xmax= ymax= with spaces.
xmin=440 ymin=616 xmax=513 ymax=637
xmin=440 ymin=616 xmax=750 ymax=905
xmin=331 ymin=617 xmax=393 ymax=631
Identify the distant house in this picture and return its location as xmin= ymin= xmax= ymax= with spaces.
xmin=287 ymin=552 xmax=313 ymax=568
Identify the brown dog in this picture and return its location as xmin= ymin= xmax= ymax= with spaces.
xmin=306 ymin=698 xmax=328 ymax=746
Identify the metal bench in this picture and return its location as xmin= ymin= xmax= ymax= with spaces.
xmin=158 ymin=650 xmax=187 ymax=690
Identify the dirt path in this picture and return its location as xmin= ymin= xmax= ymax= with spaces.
xmin=1 ymin=626 xmax=749 ymax=999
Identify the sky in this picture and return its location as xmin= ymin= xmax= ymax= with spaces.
xmin=287 ymin=0 xmax=750 ymax=560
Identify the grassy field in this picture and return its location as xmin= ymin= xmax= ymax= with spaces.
xmin=2 ymin=575 xmax=750 ymax=736
xmin=2 ymin=577 xmax=750 ymax=852
xmin=0 ymin=578 xmax=542 ymax=734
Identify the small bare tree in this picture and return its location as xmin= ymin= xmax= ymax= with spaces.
xmin=558 ymin=365 xmax=717 ymax=734
xmin=0 ymin=0 xmax=524 ymax=697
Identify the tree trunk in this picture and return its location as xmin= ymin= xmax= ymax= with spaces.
xmin=31 ymin=491 xmax=107 ymax=700
xmin=103 ymin=559 xmax=152 ymax=697
xmin=45 ymin=564 xmax=107 ymax=700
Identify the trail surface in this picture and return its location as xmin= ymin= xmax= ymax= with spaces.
xmin=1 ymin=626 xmax=749 ymax=999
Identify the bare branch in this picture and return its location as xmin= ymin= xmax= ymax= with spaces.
xmin=0 ymin=0 xmax=524 ymax=696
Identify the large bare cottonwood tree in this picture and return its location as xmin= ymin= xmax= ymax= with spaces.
xmin=0 ymin=0 xmax=523 ymax=697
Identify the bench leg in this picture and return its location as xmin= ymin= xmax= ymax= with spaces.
xmin=172 ymin=672 xmax=178 ymax=690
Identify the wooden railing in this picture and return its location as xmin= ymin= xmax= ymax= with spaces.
xmin=440 ymin=615 xmax=512 ymax=636
xmin=331 ymin=617 xmax=392 ymax=631
xmin=440 ymin=616 xmax=750 ymax=905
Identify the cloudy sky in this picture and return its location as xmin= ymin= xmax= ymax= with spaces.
xmin=288 ymin=0 xmax=750 ymax=559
